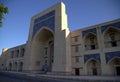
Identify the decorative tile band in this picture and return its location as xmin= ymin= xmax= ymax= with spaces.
xmin=32 ymin=10 xmax=55 ymax=38
xmin=82 ymin=28 xmax=97 ymax=37
xmin=84 ymin=53 xmax=100 ymax=64
xmin=105 ymin=51 xmax=120 ymax=63
xmin=34 ymin=10 xmax=55 ymax=24
xmin=101 ymin=22 xmax=120 ymax=33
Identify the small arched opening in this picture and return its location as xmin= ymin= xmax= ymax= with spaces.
xmin=103 ymin=27 xmax=120 ymax=48
xmin=14 ymin=62 xmax=17 ymax=71
xmin=8 ymin=63 xmax=12 ymax=71
xmin=108 ymin=57 xmax=120 ymax=76
xmin=86 ymin=59 xmax=101 ymax=75
xmin=84 ymin=33 xmax=98 ymax=50
xmin=18 ymin=62 xmax=23 ymax=72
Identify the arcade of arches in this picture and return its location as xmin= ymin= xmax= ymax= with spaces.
xmin=8 ymin=62 xmax=23 ymax=71
xmin=0 ymin=2 xmax=120 ymax=76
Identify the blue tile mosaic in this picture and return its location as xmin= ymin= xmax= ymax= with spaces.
xmin=32 ymin=10 xmax=55 ymax=38
xmin=84 ymin=53 xmax=100 ymax=64
xmin=34 ymin=10 xmax=55 ymax=24
xmin=101 ymin=22 xmax=120 ymax=33
xmin=105 ymin=51 xmax=120 ymax=63
xmin=82 ymin=28 xmax=97 ymax=37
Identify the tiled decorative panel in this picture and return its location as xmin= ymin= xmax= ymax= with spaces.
xmin=101 ymin=22 xmax=120 ymax=33
xmin=105 ymin=51 xmax=120 ymax=63
xmin=84 ymin=53 xmax=100 ymax=64
xmin=32 ymin=10 xmax=55 ymax=38
xmin=82 ymin=28 xmax=97 ymax=37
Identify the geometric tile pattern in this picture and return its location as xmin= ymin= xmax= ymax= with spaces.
xmin=84 ymin=53 xmax=100 ymax=64
xmin=32 ymin=10 xmax=55 ymax=38
xmin=82 ymin=28 xmax=97 ymax=37
xmin=105 ymin=51 xmax=120 ymax=63
xmin=101 ymin=22 xmax=120 ymax=33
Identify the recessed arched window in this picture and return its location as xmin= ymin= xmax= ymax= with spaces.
xmin=16 ymin=50 xmax=19 ymax=57
xmin=90 ymin=37 xmax=96 ymax=49
xmin=86 ymin=59 xmax=101 ymax=75
xmin=109 ymin=32 xmax=117 ymax=47
xmin=20 ymin=48 xmax=25 ymax=57
xmin=109 ymin=58 xmax=120 ymax=76
xmin=11 ymin=51 xmax=14 ymax=58
xmin=104 ymin=27 xmax=120 ymax=48
xmin=84 ymin=33 xmax=98 ymax=50
xmin=109 ymin=32 xmax=115 ymax=41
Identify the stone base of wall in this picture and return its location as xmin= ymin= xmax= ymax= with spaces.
xmin=47 ymin=71 xmax=72 ymax=75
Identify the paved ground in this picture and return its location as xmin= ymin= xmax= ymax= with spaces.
xmin=40 ymin=74 xmax=120 ymax=81
xmin=0 ymin=71 xmax=120 ymax=82
xmin=0 ymin=71 xmax=81 ymax=82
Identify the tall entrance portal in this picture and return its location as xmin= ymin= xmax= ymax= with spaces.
xmin=25 ymin=2 xmax=71 ymax=74
xmin=30 ymin=28 xmax=54 ymax=72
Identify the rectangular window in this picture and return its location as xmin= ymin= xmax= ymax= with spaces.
xmin=21 ymin=48 xmax=25 ymax=57
xmin=11 ymin=51 xmax=14 ymax=58
xmin=75 ymin=56 xmax=79 ymax=63
xmin=16 ymin=50 xmax=19 ymax=57
xmin=91 ymin=45 xmax=95 ymax=50
xmin=111 ymin=41 xmax=117 ymax=47
xmin=44 ymin=48 xmax=48 ymax=55
xmin=75 ymin=45 xmax=79 ymax=52
xmin=36 ymin=61 xmax=40 ymax=66
xmin=74 ymin=36 xmax=78 ymax=42
xmin=52 ymin=56 xmax=54 ymax=63
xmin=45 ymin=60 xmax=47 ymax=64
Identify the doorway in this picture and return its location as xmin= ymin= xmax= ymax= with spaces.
xmin=86 ymin=59 xmax=101 ymax=75
xmin=31 ymin=28 xmax=54 ymax=72
xmin=116 ymin=67 xmax=120 ymax=75
xmin=109 ymin=58 xmax=120 ymax=76
xmin=92 ymin=68 xmax=97 ymax=75
xmin=75 ymin=68 xmax=80 ymax=75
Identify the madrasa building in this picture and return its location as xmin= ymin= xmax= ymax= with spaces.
xmin=0 ymin=2 xmax=120 ymax=76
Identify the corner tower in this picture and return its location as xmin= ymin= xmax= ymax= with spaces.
xmin=24 ymin=2 xmax=71 ymax=74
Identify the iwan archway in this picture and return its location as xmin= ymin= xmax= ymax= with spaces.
xmin=30 ymin=27 xmax=54 ymax=73
xmin=25 ymin=2 xmax=71 ymax=74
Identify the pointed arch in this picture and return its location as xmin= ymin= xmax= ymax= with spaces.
xmin=86 ymin=58 xmax=100 ymax=65
xmin=30 ymin=26 xmax=54 ymax=72
xmin=33 ymin=26 xmax=54 ymax=40
xmin=103 ymin=26 xmax=120 ymax=36
xmin=103 ymin=27 xmax=120 ymax=48
xmin=84 ymin=33 xmax=98 ymax=50
xmin=86 ymin=59 xmax=101 ymax=75
xmin=108 ymin=57 xmax=120 ymax=64
xmin=84 ymin=32 xmax=96 ymax=39
xmin=108 ymin=57 xmax=120 ymax=76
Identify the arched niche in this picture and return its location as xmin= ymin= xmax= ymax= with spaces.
xmin=103 ymin=27 xmax=120 ymax=48
xmin=84 ymin=33 xmax=98 ymax=50
xmin=30 ymin=27 xmax=54 ymax=72
xmin=86 ymin=59 xmax=101 ymax=75
xmin=108 ymin=57 xmax=120 ymax=76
